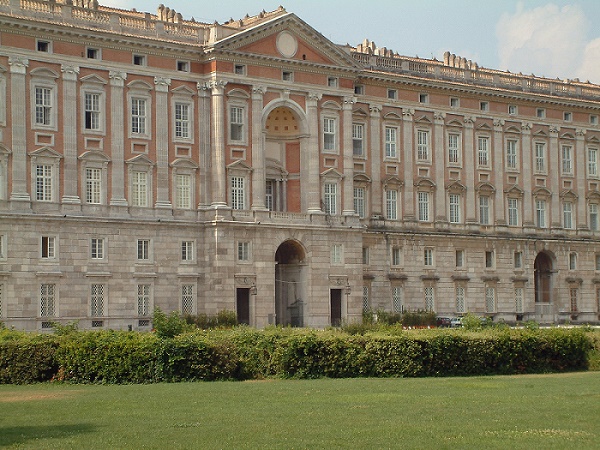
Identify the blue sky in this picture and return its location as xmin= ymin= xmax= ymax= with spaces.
xmin=103 ymin=1 xmax=600 ymax=83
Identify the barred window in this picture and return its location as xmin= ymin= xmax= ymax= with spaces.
xmin=137 ymin=284 xmax=150 ymax=316
xmin=90 ymin=284 xmax=105 ymax=317
xmin=362 ymin=286 xmax=370 ymax=312
xmin=485 ymin=286 xmax=496 ymax=313
xmin=424 ymin=286 xmax=435 ymax=311
xmin=181 ymin=284 xmax=194 ymax=315
xmin=455 ymin=286 xmax=465 ymax=314
xmin=40 ymin=283 xmax=56 ymax=317
xmin=515 ymin=288 xmax=524 ymax=314
xmin=392 ymin=286 xmax=403 ymax=313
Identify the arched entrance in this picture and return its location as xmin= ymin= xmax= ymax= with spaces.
xmin=275 ymin=239 xmax=307 ymax=326
xmin=534 ymin=252 xmax=554 ymax=319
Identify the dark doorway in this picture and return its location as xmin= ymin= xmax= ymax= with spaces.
xmin=275 ymin=239 xmax=306 ymax=326
xmin=534 ymin=252 xmax=553 ymax=304
xmin=236 ymin=288 xmax=250 ymax=325
xmin=330 ymin=289 xmax=342 ymax=326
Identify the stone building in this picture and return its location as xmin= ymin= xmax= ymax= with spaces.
xmin=0 ymin=0 xmax=599 ymax=330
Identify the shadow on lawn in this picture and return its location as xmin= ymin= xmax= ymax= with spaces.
xmin=0 ymin=423 xmax=96 ymax=446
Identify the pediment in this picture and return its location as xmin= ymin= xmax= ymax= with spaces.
xmin=382 ymin=175 xmax=403 ymax=187
xmin=476 ymin=122 xmax=492 ymax=131
xmin=354 ymin=173 xmax=372 ymax=183
xmin=414 ymin=115 xmax=432 ymax=124
xmin=78 ymin=150 xmax=110 ymax=162
xmin=29 ymin=146 xmax=62 ymax=159
xmin=587 ymin=190 xmax=600 ymax=200
xmin=560 ymin=132 xmax=575 ymax=140
xmin=505 ymin=125 xmax=521 ymax=134
xmin=127 ymin=80 xmax=153 ymax=91
xmin=446 ymin=119 xmax=463 ymax=128
xmin=171 ymin=85 xmax=196 ymax=96
xmin=227 ymin=160 xmax=252 ymax=171
xmin=446 ymin=180 xmax=466 ymax=192
xmin=30 ymin=67 xmax=59 ymax=79
xmin=533 ymin=129 xmax=548 ymax=138
xmin=476 ymin=182 xmax=496 ymax=193
xmin=533 ymin=186 xmax=552 ymax=197
xmin=210 ymin=13 xmax=362 ymax=69
xmin=227 ymin=88 xmax=250 ymax=99
xmin=322 ymin=100 xmax=341 ymax=110
xmin=504 ymin=185 xmax=524 ymax=196
xmin=170 ymin=158 xmax=198 ymax=169
xmin=414 ymin=177 xmax=436 ymax=188
xmin=383 ymin=111 xmax=402 ymax=121
xmin=80 ymin=74 xmax=107 ymax=85
xmin=560 ymin=189 xmax=578 ymax=200
xmin=0 ymin=143 xmax=11 ymax=155
xmin=352 ymin=108 xmax=368 ymax=118
xmin=320 ymin=168 xmax=343 ymax=179
xmin=587 ymin=135 xmax=600 ymax=144
xmin=126 ymin=154 xmax=155 ymax=166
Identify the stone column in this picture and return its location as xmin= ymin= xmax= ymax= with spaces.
xmin=108 ymin=71 xmax=128 ymax=208
xmin=306 ymin=92 xmax=322 ymax=214
xmin=8 ymin=56 xmax=30 ymax=206
xmin=433 ymin=112 xmax=446 ymax=223
xmin=369 ymin=105 xmax=382 ymax=217
xmin=521 ymin=122 xmax=533 ymax=226
xmin=342 ymin=96 xmax=355 ymax=216
xmin=402 ymin=109 xmax=415 ymax=222
xmin=575 ymin=129 xmax=587 ymax=229
xmin=251 ymin=85 xmax=267 ymax=211
xmin=197 ymin=82 xmax=211 ymax=209
xmin=62 ymin=64 xmax=80 ymax=205
xmin=463 ymin=116 xmax=476 ymax=223
xmin=549 ymin=126 xmax=560 ymax=228
xmin=210 ymin=80 xmax=228 ymax=208
xmin=154 ymin=76 xmax=172 ymax=211
xmin=493 ymin=119 xmax=505 ymax=224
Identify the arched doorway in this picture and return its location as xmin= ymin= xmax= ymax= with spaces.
xmin=534 ymin=251 xmax=554 ymax=304
xmin=275 ymin=239 xmax=307 ymax=326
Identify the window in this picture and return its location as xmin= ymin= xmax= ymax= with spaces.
xmin=535 ymin=199 xmax=547 ymax=228
xmin=596 ymin=253 xmax=600 ymax=271
xmin=90 ymin=284 xmax=105 ymax=316
xmin=137 ymin=284 xmax=151 ymax=316
xmin=131 ymin=97 xmax=147 ymax=135
xmin=133 ymin=54 xmax=146 ymax=66
xmin=282 ymin=71 xmax=293 ymax=81
xmin=448 ymin=133 xmax=460 ymax=164
xmin=137 ymin=239 xmax=150 ymax=261
xmin=591 ymin=115 xmax=598 ymax=125
xmin=506 ymin=140 xmax=518 ymax=169
xmin=84 ymin=92 xmax=101 ymax=131
xmin=0 ymin=234 xmax=5 ymax=260
xmin=485 ymin=250 xmax=494 ymax=268
xmin=362 ymin=286 xmax=370 ymax=313
xmin=570 ymin=288 xmax=578 ymax=312
xmin=563 ymin=202 xmax=573 ymax=229
xmin=536 ymin=108 xmax=546 ymax=119
xmin=354 ymin=85 xmax=364 ymax=95
xmin=479 ymin=196 xmax=490 ymax=225
xmin=508 ymin=198 xmax=519 ymax=226
xmin=455 ymin=286 xmax=465 ymax=314
xmin=485 ymin=286 xmax=496 ymax=313
xmin=354 ymin=187 xmax=366 ymax=218
xmin=131 ymin=171 xmax=148 ymax=207
xmin=181 ymin=241 xmax=194 ymax=262
xmin=331 ymin=244 xmax=343 ymax=264
xmin=234 ymin=64 xmax=246 ymax=75
xmin=176 ymin=61 xmax=189 ymax=72
xmin=480 ymin=101 xmax=489 ymax=111
xmin=40 ymin=284 xmax=56 ymax=317
xmin=231 ymin=176 xmax=246 ymax=210
xmin=86 ymin=47 xmax=100 ymax=59
xmin=35 ymin=87 xmax=52 ymax=126
xmin=41 ymin=236 xmax=56 ymax=259
xmin=265 ymin=180 xmax=274 ymax=212
xmin=514 ymin=251 xmax=523 ymax=269
xmin=450 ymin=97 xmax=459 ymax=108
xmin=418 ymin=191 xmax=430 ymax=222
xmin=590 ymin=203 xmax=599 ymax=231
xmin=352 ymin=123 xmax=364 ymax=157
xmin=417 ymin=130 xmax=429 ymax=161
xmin=387 ymin=89 xmax=397 ymax=100
xmin=588 ymin=148 xmax=598 ymax=177
xmin=569 ymin=252 xmax=577 ymax=270
xmin=237 ymin=242 xmax=250 ymax=262
xmin=386 ymin=189 xmax=398 ymax=220
xmin=392 ymin=286 xmax=403 ymax=313
xmin=227 ymin=106 xmax=243 ymax=143
xmin=515 ymin=288 xmax=524 ymax=314
xmin=181 ymin=284 xmax=194 ymax=314
xmin=385 ymin=126 xmax=397 ymax=158
xmin=392 ymin=247 xmax=402 ymax=266
xmin=562 ymin=145 xmax=572 ymax=175
xmin=564 ymin=112 xmax=572 ymax=122
xmin=174 ymin=103 xmax=190 ymax=139
xmin=324 ymin=182 xmax=337 ymax=215
xmin=362 ymin=247 xmax=369 ymax=265
xmin=424 ymin=248 xmax=433 ymax=266
xmin=419 ymin=93 xmax=429 ymax=103
xmin=455 ymin=249 xmax=464 ymax=268
xmin=91 ymin=238 xmax=105 ymax=260
xmin=478 ymin=136 xmax=490 ymax=167
xmin=424 ymin=286 xmax=435 ymax=311
xmin=508 ymin=105 xmax=517 ymax=115
xmin=37 ymin=40 xmax=50 ymax=52
xmin=85 ymin=168 xmax=102 ymax=204
xmin=449 ymin=193 xmax=461 ymax=224
xmin=35 ymin=164 xmax=53 ymax=201
xmin=535 ymin=142 xmax=546 ymax=173
xmin=175 ymin=174 xmax=192 ymax=209
xmin=323 ymin=117 xmax=336 ymax=152
xmin=327 ymin=77 xmax=338 ymax=88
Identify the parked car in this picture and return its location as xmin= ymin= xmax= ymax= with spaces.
xmin=436 ymin=317 xmax=452 ymax=328
xmin=450 ymin=317 xmax=463 ymax=328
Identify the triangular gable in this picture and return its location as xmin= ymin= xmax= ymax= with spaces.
xmin=354 ymin=173 xmax=371 ymax=183
xmin=560 ymin=132 xmax=575 ymax=140
xmin=476 ymin=182 xmax=496 ymax=193
xmin=504 ymin=185 xmax=524 ymax=196
xmin=446 ymin=119 xmax=463 ymax=128
xmin=78 ymin=150 xmax=110 ymax=163
xmin=446 ymin=180 xmax=466 ymax=192
xmin=29 ymin=147 xmax=62 ymax=159
xmin=505 ymin=125 xmax=521 ymax=134
xmin=383 ymin=111 xmax=402 ymax=121
xmin=80 ymin=74 xmax=107 ymax=85
xmin=352 ymin=108 xmax=368 ymax=118
xmin=227 ymin=160 xmax=252 ymax=171
xmin=560 ymin=189 xmax=578 ymax=199
xmin=171 ymin=85 xmax=196 ymax=96
xmin=126 ymin=154 xmax=155 ymax=166
xmin=533 ymin=129 xmax=548 ymax=138
xmin=587 ymin=135 xmax=600 ymax=144
xmin=382 ymin=175 xmax=403 ymax=187
xmin=477 ymin=122 xmax=492 ymax=131
xmin=320 ymin=168 xmax=343 ymax=179
xmin=170 ymin=158 xmax=199 ymax=169
xmin=414 ymin=115 xmax=432 ymax=124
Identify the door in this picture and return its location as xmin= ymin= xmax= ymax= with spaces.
xmin=236 ymin=288 xmax=250 ymax=325
xmin=330 ymin=289 xmax=342 ymax=326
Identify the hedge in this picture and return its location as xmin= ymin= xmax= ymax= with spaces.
xmin=0 ymin=327 xmax=595 ymax=384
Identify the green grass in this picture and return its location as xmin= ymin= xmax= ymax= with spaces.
xmin=1 ymin=373 xmax=599 ymax=449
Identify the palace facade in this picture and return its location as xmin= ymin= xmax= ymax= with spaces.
xmin=1 ymin=0 xmax=600 ymax=330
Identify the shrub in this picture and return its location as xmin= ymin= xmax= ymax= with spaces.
xmin=152 ymin=308 xmax=189 ymax=338
xmin=0 ymin=329 xmax=59 ymax=384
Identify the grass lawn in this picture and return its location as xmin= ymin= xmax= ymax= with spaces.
xmin=1 ymin=372 xmax=599 ymax=449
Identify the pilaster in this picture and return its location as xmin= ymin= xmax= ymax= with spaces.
xmin=521 ymin=122 xmax=533 ymax=226
xmin=306 ymin=92 xmax=322 ymax=214
xmin=575 ymin=129 xmax=587 ymax=229
xmin=251 ymin=85 xmax=267 ymax=211
xmin=369 ymin=104 xmax=382 ymax=217
xmin=549 ymin=126 xmax=560 ymax=228
xmin=342 ymin=96 xmax=355 ymax=216
xmin=402 ymin=109 xmax=415 ymax=222
xmin=493 ymin=119 xmax=505 ymax=224
xmin=210 ymin=79 xmax=228 ymax=208
xmin=108 ymin=70 xmax=128 ymax=208
xmin=197 ymin=82 xmax=211 ymax=209
xmin=433 ymin=112 xmax=446 ymax=223
xmin=154 ymin=76 xmax=172 ymax=211
xmin=61 ymin=64 xmax=81 ymax=206
xmin=463 ymin=116 xmax=475 ymax=223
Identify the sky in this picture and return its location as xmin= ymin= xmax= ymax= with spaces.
xmin=102 ymin=0 xmax=600 ymax=84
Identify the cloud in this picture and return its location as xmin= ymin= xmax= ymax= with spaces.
xmin=578 ymin=38 xmax=600 ymax=83
xmin=496 ymin=3 xmax=589 ymax=80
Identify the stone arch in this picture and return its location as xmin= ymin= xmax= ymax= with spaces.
xmin=262 ymin=98 xmax=308 ymax=136
xmin=534 ymin=250 xmax=555 ymax=304
xmin=275 ymin=238 xmax=307 ymax=326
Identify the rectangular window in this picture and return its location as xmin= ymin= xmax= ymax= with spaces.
xmin=385 ymin=126 xmax=397 ymax=158
xmin=419 ymin=93 xmax=429 ymax=103
xmin=323 ymin=117 xmax=336 ymax=152
xmin=449 ymin=193 xmax=461 ymax=223
xmin=564 ymin=112 xmax=572 ymax=122
xmin=591 ymin=115 xmax=599 ymax=125
xmin=265 ymin=180 xmax=274 ymax=211
xmin=514 ymin=251 xmax=523 ymax=269
xmin=535 ymin=142 xmax=546 ymax=173
xmin=331 ymin=244 xmax=343 ymax=264
xmin=237 ymin=242 xmax=250 ymax=262
xmin=181 ymin=285 xmax=194 ymax=314
xmin=418 ymin=192 xmax=430 ymax=222
xmin=84 ymin=92 xmax=101 ymax=130
xmin=450 ymin=97 xmax=459 ymax=108
xmin=90 ymin=284 xmax=105 ymax=316
xmin=176 ymin=61 xmax=189 ymax=72
xmin=91 ymin=238 xmax=104 ymax=260
xmin=480 ymin=101 xmax=489 ymax=111
xmin=455 ymin=249 xmax=464 ymax=268
xmin=392 ymin=286 xmax=403 ymax=313
xmin=354 ymin=187 xmax=366 ymax=219
xmin=588 ymin=148 xmax=598 ymax=176
xmin=479 ymin=196 xmax=490 ymax=225
xmin=596 ymin=253 xmax=600 ymax=270
xmin=37 ymin=40 xmax=50 ymax=52
xmin=35 ymin=87 xmax=52 ymax=125
xmin=0 ymin=234 xmax=5 ymax=260
xmin=387 ymin=89 xmax=397 ymax=100
xmin=448 ymin=133 xmax=460 ymax=164
xmin=137 ymin=239 xmax=150 ymax=261
xmin=234 ymin=64 xmax=246 ymax=75
xmin=35 ymin=164 xmax=52 ymax=201
xmin=181 ymin=241 xmax=194 ymax=262
xmin=570 ymin=288 xmax=578 ymax=312
xmin=455 ymin=286 xmax=465 ymax=314
xmin=515 ymin=288 xmax=524 ymax=313
xmin=85 ymin=168 xmax=102 ymax=204
xmin=230 ymin=106 xmax=244 ymax=142
xmin=175 ymin=174 xmax=191 ymax=209
xmin=86 ymin=47 xmax=100 ymax=59
xmin=569 ymin=253 xmax=577 ymax=270
xmin=131 ymin=98 xmax=147 ymax=135
xmin=508 ymin=198 xmax=519 ymax=226
xmin=417 ymin=130 xmax=429 ymax=161
xmin=386 ymin=189 xmax=398 ymax=220
xmin=508 ymin=105 xmax=517 ymax=115
xmin=352 ymin=123 xmax=364 ymax=156
xmin=590 ymin=203 xmax=599 ymax=231
xmin=174 ymin=103 xmax=190 ymax=139
xmin=282 ymin=71 xmax=293 ymax=81
xmin=485 ymin=287 xmax=496 ymax=313
xmin=231 ymin=176 xmax=246 ymax=210
xmin=563 ymin=202 xmax=573 ymax=229
xmin=562 ymin=145 xmax=573 ymax=174
xmin=506 ymin=140 xmax=518 ymax=169
xmin=40 ymin=283 xmax=56 ymax=317
xmin=41 ymin=236 xmax=56 ymax=259
xmin=424 ymin=248 xmax=433 ymax=266
xmin=131 ymin=171 xmax=147 ymax=207
xmin=354 ymin=85 xmax=364 ymax=95
xmin=536 ymin=108 xmax=546 ymax=119
xmin=424 ymin=286 xmax=435 ymax=311
xmin=133 ymin=54 xmax=146 ymax=66
xmin=362 ymin=286 xmax=370 ymax=313
xmin=485 ymin=250 xmax=494 ymax=268
xmin=324 ymin=182 xmax=337 ymax=215
xmin=392 ymin=247 xmax=402 ymax=266
xmin=536 ymin=199 xmax=547 ymax=228
xmin=478 ymin=137 xmax=490 ymax=167
xmin=137 ymin=284 xmax=151 ymax=316
xmin=362 ymin=247 xmax=369 ymax=265
xmin=327 ymin=77 xmax=338 ymax=88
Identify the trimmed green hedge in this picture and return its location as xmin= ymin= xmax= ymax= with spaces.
xmin=0 ymin=327 xmax=595 ymax=384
